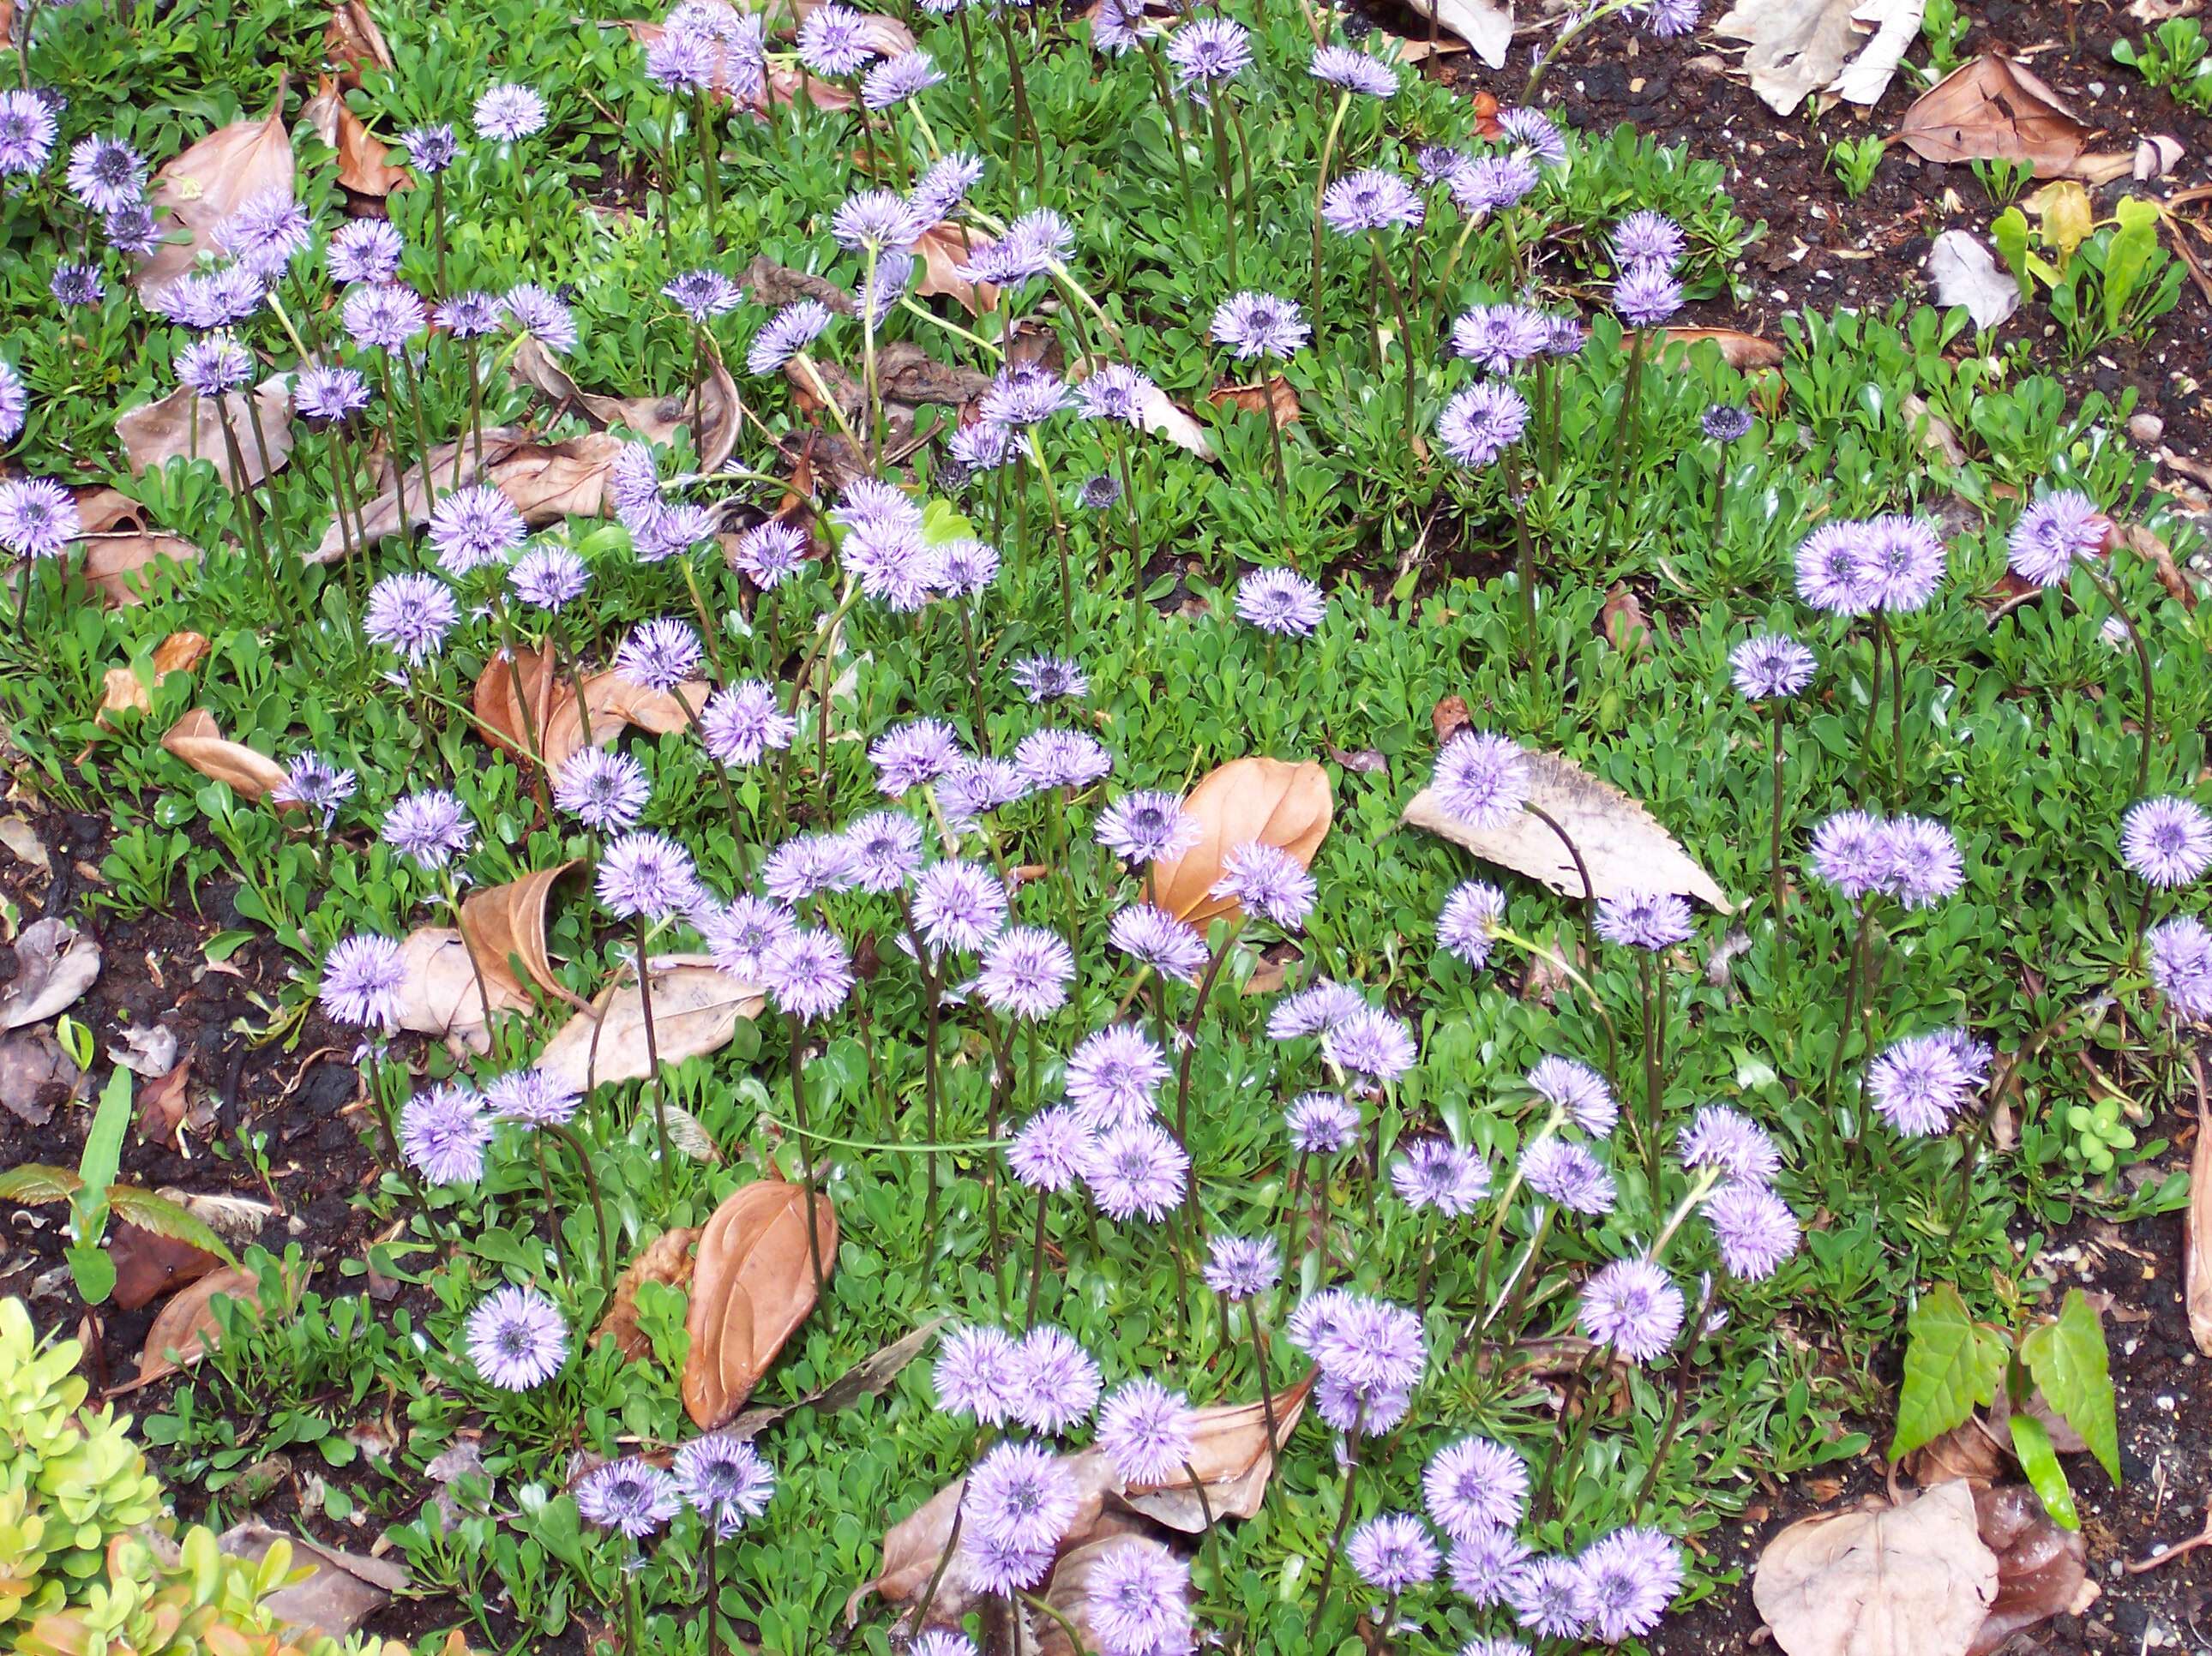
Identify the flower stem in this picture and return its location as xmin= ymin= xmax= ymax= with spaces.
xmin=1307 ymin=1407 xmax=1366 ymax=1645
xmin=786 ymin=1009 xmax=826 ymax=1298
xmin=542 ymin=1119 xmax=617 ymax=1299
xmin=634 ymin=916 xmax=672 ymax=1201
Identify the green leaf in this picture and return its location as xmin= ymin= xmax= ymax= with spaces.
xmin=1990 ymin=207 xmax=2033 ymax=297
xmin=1890 ymin=1284 xmax=2009 ymax=1459
xmin=2009 ymin=1411 xmax=2079 ymax=1530
xmin=0 ymin=1163 xmax=86 ymax=1204
xmin=2021 ymin=1289 xmax=2121 ymax=1484
xmin=65 ymin=1241 xmax=117 ymax=1306
xmin=2103 ymin=196 xmax=2163 ymax=331
xmin=105 ymin=1185 xmax=240 ymax=1268
xmin=76 ymin=1068 xmax=134 ymax=1209
xmin=201 ymin=929 xmax=255 ymax=963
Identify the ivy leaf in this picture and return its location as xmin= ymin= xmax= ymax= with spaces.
xmin=0 ymin=1163 xmax=86 ymax=1204
xmin=2020 ymin=1289 xmax=2121 ymax=1485
xmin=1890 ymin=1284 xmax=2009 ymax=1460
xmin=2008 ymin=1410 xmax=2079 ymax=1530
xmin=105 ymin=1185 xmax=241 ymax=1269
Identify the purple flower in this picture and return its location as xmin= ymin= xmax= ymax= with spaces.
xmin=1859 ymin=514 xmax=1946 ymax=612
xmin=1109 ymin=903 xmax=1206 ymax=981
xmin=1085 ymin=1540 xmax=1191 ymax=1656
xmin=1321 ymin=167 xmax=1424 ymax=235
xmin=796 ymin=3 xmax=878 ymax=75
xmin=0 ymin=90 xmax=55 ymax=176
xmin=1286 ymin=1092 xmax=1361 ymax=1154
xmin=841 ymin=811 xmax=922 ymax=893
xmin=328 ymin=218 xmax=404 ymax=285
xmin=748 ymin=301 xmax=832 ymax=375
xmin=2149 ymin=916 xmax=2212 ymax=1017
xmin=1312 ymin=1293 xmax=1425 ymax=1393
xmin=1878 ymin=815 xmax=1963 ymax=908
xmin=273 ymin=753 xmax=357 ymax=829
xmin=509 ymin=546 xmax=590 ymax=611
xmin=1211 ymin=840 xmax=1317 ymax=929
xmin=935 ymin=1323 xmax=1020 ymax=1423
xmin=216 ymin=189 xmax=312 ymax=275
xmin=1077 ymin=363 xmax=1157 ymax=427
xmin=701 ymin=681 xmax=797 ymax=766
xmin=869 ymin=717 xmax=962 ymax=795
xmin=1866 ymin=1030 xmax=1982 ymax=1137
xmin=1520 ymin=1138 xmax=1616 ymax=1214
xmin=663 ymin=268 xmax=743 ymax=321
xmin=1067 ymin=1024 xmax=1169 ymax=1128
xmin=978 ymin=364 xmax=1076 ymax=430
xmin=1392 ymin=1137 xmax=1489 ymax=1215
xmin=1578 ymin=1527 xmax=1685 ymax=1643
xmin=1010 ymin=653 xmax=1087 ymax=703
xmin=1451 ymin=303 xmax=1552 ymax=374
xmin=647 ymin=27 xmax=716 ymax=88
xmin=1349 ymin=1513 xmax=1440 ymax=1593
xmin=474 ymin=82 xmax=549 ymax=141
xmin=1009 ymin=1107 xmax=1091 ymax=1192
xmin=1210 ymin=291 xmax=1310 ymax=360
xmin=0 ymin=477 xmax=77 ymax=559
xmin=1704 ymin=1182 xmax=1800 ymax=1279
xmin=1611 ymin=210 xmax=1686 ymax=269
xmin=320 ymin=934 xmax=406 ymax=1029
xmin=342 ymin=282 xmax=427 ymax=351
xmin=1424 ymin=1437 xmax=1528 ymax=1540
xmin=1323 ymin=1006 xmax=1418 ymax=1084
xmin=65 ymin=135 xmax=144 ymax=214
xmin=1268 ymin=979 xmax=1367 ymax=1040
xmin=1438 ymin=880 xmax=1506 ymax=968
xmin=960 ymin=1533 xmax=1055 ymax=1598
xmin=909 ymin=1636 xmax=977 ymax=1656
xmin=485 ymin=1069 xmax=580 ymax=1126
xmin=555 ymin=748 xmax=651 ymax=833
xmin=956 ymin=210 xmax=1074 ymax=285
xmin=1010 ymin=1326 xmax=1100 ymax=1435
xmin=762 ymin=927 xmax=854 ymax=1020
xmin=1095 ymin=793 xmax=1199 ymax=864
xmin=294 ymin=363 xmax=371 ymax=426
xmin=104 ymin=204 xmax=160 ymax=257
xmin=1677 ymin=1104 xmax=1781 ymax=1185
xmin=1594 ymin=890 xmax=1694 ymax=951
xmin=979 ymin=926 xmax=1077 ymax=1019
xmin=1528 ymin=1055 xmax=1617 ymax=1134
xmin=466 ymin=1285 xmax=568 ymax=1389
xmin=699 ymin=895 xmax=796 ymax=981
xmin=1084 ymin=1120 xmax=1188 ymax=1220
xmin=1235 ymin=567 xmax=1326 ymax=637
xmin=1639 ymin=0 xmax=1700 ymax=36
xmin=401 ymin=123 xmax=458 ymax=173
xmin=1704 ymin=404 xmax=1755 ymax=442
xmin=1508 ymin=1555 xmax=1595 ymax=1641
xmin=400 ymin=1083 xmax=490 ymax=1183
xmin=576 ymin=1459 xmax=680 ymax=1539
xmin=1309 ymin=44 xmax=1398 ymax=96
xmin=50 ymin=262 xmax=102 ymax=308
xmin=1579 ymin=1258 xmax=1684 ymax=1361
xmin=1613 ymin=259 xmax=1682 ymax=327
xmin=910 ymin=151 xmax=984 ymax=220
xmin=1014 ymin=728 xmax=1113 ymax=792
xmin=965 ymin=1440 xmax=1079 ymax=1551
xmin=1096 ymin=1378 xmax=1197 ymax=1483
xmin=2008 ymin=490 xmax=2105 ymax=586
xmin=1432 ymin=730 xmax=1530 ymax=827
xmin=674 ymin=1434 xmax=775 ymax=1535
xmin=1808 ymin=809 xmax=1887 ymax=899
xmin=1204 ymin=1233 xmax=1280 ymax=1299
xmin=1436 ymin=382 xmax=1530 ymax=467
xmin=1730 ymin=633 xmax=1817 ymax=700
xmin=614 ymin=617 xmax=704 ymax=691
xmin=1450 ymin=153 xmax=1542 ymax=215
xmin=912 ymin=860 xmax=1008 ymax=955
xmin=383 ymin=789 xmax=474 ymax=869
xmin=863 ymin=50 xmax=944 ymax=108
xmin=427 ymin=483 xmax=526 ymax=576
xmin=832 ymin=187 xmax=928 ymax=253
xmin=2122 ymin=796 xmax=2212 ymax=887
xmin=502 ymin=284 xmax=578 ymax=353
xmin=1165 ymin=15 xmax=1252 ymax=87
xmin=1315 ymin=1371 xmax=1411 ymax=1434
xmin=733 ymin=520 xmax=808 ymax=587
xmin=176 ymin=336 xmax=250 ymax=399
xmin=1090 ymin=0 xmax=1146 ymax=52
xmin=1449 ymin=1527 xmax=1533 ymax=1608
xmin=597 ymin=831 xmax=698 ymax=921
xmin=0 ymin=359 xmax=26 ymax=444
xmin=1794 ymin=522 xmax=1874 ymax=615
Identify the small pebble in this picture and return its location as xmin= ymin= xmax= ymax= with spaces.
xmin=2128 ymin=413 xmax=2164 ymax=443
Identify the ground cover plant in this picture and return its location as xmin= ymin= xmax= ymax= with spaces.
xmin=0 ymin=0 xmax=2209 ymax=1652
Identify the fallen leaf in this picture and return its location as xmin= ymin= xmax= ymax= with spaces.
xmin=1713 ymin=0 xmax=1925 ymax=115
xmin=538 ymin=669 xmax=712 ymax=771
xmin=1896 ymin=57 xmax=2135 ymax=183
xmin=1115 ymin=1374 xmax=1312 ymax=1530
xmin=1206 ymin=375 xmax=1300 ymax=428
xmin=1600 ymin=584 xmax=1651 ymax=656
xmin=1902 ymin=393 xmax=1969 ymax=466
xmin=1323 ymin=744 xmax=1386 ymax=775
xmin=0 ymin=918 xmax=102 ymax=1030
xmin=472 ymin=645 xmax=561 ymax=761
xmin=1136 ymin=381 xmax=1217 ymax=460
xmin=325 ymin=0 xmax=393 ymax=83
xmin=110 ymin=1220 xmax=220 ymax=1312
xmin=682 ymin=1178 xmax=838 ymax=1428
xmin=726 ymin=1314 xmax=947 ymax=1438
xmin=2133 ymin=135 xmax=2184 ymax=179
xmin=460 ymin=861 xmax=587 ymax=1011
xmin=1031 ymin=1526 xmax=1157 ymax=1656
xmin=2186 ymin=1056 xmax=2210 ymax=1354
xmin=109 ymin=1023 xmax=181 ymax=1078
xmin=1968 ymin=1485 xmax=2087 ymax=1655
xmin=2026 ymin=180 xmax=2095 ymax=264
xmin=216 ymin=1522 xmax=409 ymax=1639
xmin=1148 ymin=757 xmax=1334 ymax=924
xmin=741 ymin=255 xmax=857 ymax=316
xmin=99 ymin=632 xmax=209 ymax=725
xmin=664 ymin=1104 xmax=724 ymax=1163
xmin=75 ymin=529 xmax=202 ymax=607
xmin=1927 ymin=231 xmax=2022 ymax=329
xmin=304 ymin=76 xmax=410 ymax=198
xmin=135 ymin=88 xmax=294 ymax=295
xmin=1432 ymin=695 xmax=1472 ymax=741
xmin=0 ymin=816 xmax=49 ymax=879
xmin=309 ymin=428 xmax=627 ymax=563
xmin=1398 ymin=0 xmax=1512 ymax=66
xmin=509 ymin=335 xmax=740 ymax=472
xmin=1403 ymin=747 xmax=1733 ymax=910
xmin=1906 ymin=1413 xmax=2008 ymax=1486
xmin=914 ymin=220 xmax=997 ymax=315
xmin=160 ymin=707 xmax=289 ymax=802
xmin=1752 ymin=1483 xmax=1998 ymax=1656
xmin=2117 ymin=521 xmax=2197 ymax=610
xmin=1653 ymin=327 xmax=1786 ymax=369
xmin=0 ymin=1030 xmax=78 ymax=1125
xmin=120 ymin=1263 xmax=276 ymax=1390
xmin=594 ymin=1226 xmax=699 ymax=1360
xmin=116 ymin=374 xmax=296 ymax=488
xmin=392 ymin=927 xmax=533 ymax=1053
xmin=135 ymin=1056 xmax=197 ymax=1149
xmin=535 ymin=959 xmax=765 ymax=1095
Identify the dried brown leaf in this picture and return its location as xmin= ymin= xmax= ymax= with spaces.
xmin=135 ymin=1056 xmax=201 ymax=1150
xmin=1432 ymin=694 xmax=1472 ymax=741
xmin=509 ymin=334 xmax=740 ymax=471
xmin=310 ymin=429 xmax=626 ymax=562
xmin=159 ymin=707 xmax=289 ymax=801
xmin=593 ymin=1226 xmax=699 ymax=1360
xmin=1905 ymin=1413 xmax=2008 ymax=1486
xmin=682 ymin=1178 xmax=838 ymax=1428
xmin=914 ymin=220 xmax=997 ymax=315
xmin=1115 ymin=1372 xmax=1312 ymax=1530
xmin=538 ymin=668 xmax=712 ymax=771
xmin=111 ymin=1219 xmax=222 ymax=1312
xmin=460 ymin=861 xmax=587 ymax=1011
xmin=741 ymin=255 xmax=857 ymax=315
xmin=1967 ymin=1485 xmax=2088 ymax=1655
xmin=472 ymin=645 xmax=561 ymax=761
xmin=392 ymin=927 xmax=533 ymax=1053
xmin=99 ymin=631 xmax=208 ymax=725
xmin=1148 ymin=757 xmax=1333 ymax=924
xmin=1895 ymin=56 xmax=2134 ymax=183
xmin=75 ymin=530 xmax=201 ymax=607
xmin=1752 ymin=1483 xmax=1998 ymax=1656
xmin=117 ymin=374 xmax=295 ymax=488
xmin=217 ymin=1522 xmax=408 ymax=1639
xmin=1600 ymin=584 xmax=1650 ymax=655
xmin=0 ymin=919 xmax=101 ymax=1030
xmin=119 ymin=1263 xmax=283 ymax=1392
xmin=135 ymin=88 xmax=294 ymax=294
xmin=725 ymin=1314 xmax=947 ymax=1438
xmin=534 ymin=959 xmax=764 ymax=1095
xmin=1205 ymin=375 xmax=1300 ymax=428
xmin=1653 ymin=327 xmax=1786 ymax=369
xmin=325 ymin=0 xmax=393 ymax=83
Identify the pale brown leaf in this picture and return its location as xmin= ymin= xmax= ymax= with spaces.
xmin=135 ymin=1056 xmax=203 ymax=1150
xmin=460 ymin=861 xmax=587 ymax=1011
xmin=593 ymin=1226 xmax=699 ymax=1360
xmin=539 ymin=669 xmax=712 ymax=771
xmin=1752 ymin=1483 xmax=1998 ymax=1656
xmin=725 ymin=1315 xmax=947 ymax=1439
xmin=471 ymin=645 xmax=561 ymax=761
xmin=1115 ymin=1372 xmax=1312 ymax=1530
xmin=117 ymin=1263 xmax=286 ymax=1392
xmin=1653 ymin=327 xmax=1786 ymax=369
xmin=217 ymin=1521 xmax=408 ymax=1639
xmin=1205 ymin=375 xmax=1300 ymax=428
xmin=914 ymin=220 xmax=997 ymax=315
xmin=309 ymin=79 xmax=410 ymax=198
xmin=309 ymin=428 xmax=626 ymax=562
xmin=135 ymin=89 xmax=295 ymax=294
xmin=1392 ymin=0 xmax=1512 ymax=67
xmin=509 ymin=335 xmax=741 ymax=472
xmin=117 ymin=374 xmax=295 ymax=487
xmin=99 ymin=631 xmax=207 ymax=725
xmin=110 ymin=1218 xmax=220 ymax=1312
xmin=325 ymin=0 xmax=394 ymax=83
xmin=1403 ymin=747 xmax=1733 ymax=911
xmin=75 ymin=531 xmax=202 ymax=607
xmin=159 ymin=707 xmax=289 ymax=801
xmin=534 ymin=959 xmax=764 ymax=1095
xmin=1896 ymin=56 xmax=2134 ymax=183
xmin=1148 ymin=757 xmax=1334 ymax=924
xmin=682 ymin=1179 xmax=838 ymax=1429
xmin=1905 ymin=1413 xmax=2008 ymax=1486
xmin=392 ymin=927 xmax=533 ymax=1053
xmin=0 ymin=919 xmax=100 ymax=1030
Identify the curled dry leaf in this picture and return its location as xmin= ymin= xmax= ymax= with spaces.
xmin=1927 ymin=231 xmax=2022 ymax=330
xmin=0 ymin=919 xmax=103 ymax=1031
xmin=1138 ymin=381 xmax=1217 ymax=460
xmin=742 ymin=255 xmax=857 ymax=316
xmin=160 ymin=708 xmax=290 ymax=802
xmin=1896 ymin=57 xmax=2135 ymax=183
xmin=70 ymin=485 xmax=201 ymax=606
xmin=1713 ymin=0 xmax=1925 ymax=114
xmin=535 ymin=959 xmax=764 ymax=1095
xmin=1205 ymin=376 xmax=1300 ymax=428
xmin=593 ymin=1225 xmax=699 ymax=1360
xmin=460 ymin=861 xmax=588 ymax=1011
xmin=117 ymin=374 xmax=296 ymax=488
xmin=682 ymin=1179 xmax=839 ymax=1429
xmin=1653 ymin=327 xmax=1786 ymax=369
xmin=509 ymin=335 xmax=740 ymax=472
xmin=1600 ymin=584 xmax=1651 ymax=656
xmin=110 ymin=1219 xmax=221 ymax=1312
xmin=725 ymin=1315 xmax=947 ymax=1440
xmin=1968 ymin=1485 xmax=2089 ymax=1655
xmin=472 ymin=645 xmax=561 ymax=761
xmin=1906 ymin=1412 xmax=2009 ymax=1486
xmin=135 ymin=1056 xmax=201 ymax=1150
xmin=1403 ymin=746 xmax=1733 ymax=911
xmin=325 ymin=0 xmax=393 ymax=83
xmin=117 ymin=1263 xmax=291 ymax=1393
xmin=1752 ymin=1482 xmax=1998 ymax=1656
xmin=1432 ymin=694 xmax=1472 ymax=742
xmin=1115 ymin=1372 xmax=1312 ymax=1532
xmin=914 ymin=220 xmax=997 ymax=315
xmin=539 ymin=669 xmax=712 ymax=771
xmin=98 ymin=631 xmax=210 ymax=725
xmin=217 ymin=1521 xmax=408 ymax=1640
xmin=308 ymin=78 xmax=410 ymax=198
xmin=393 ymin=927 xmax=532 ymax=1053
xmin=1148 ymin=757 xmax=1333 ymax=924
xmin=135 ymin=88 xmax=293 ymax=294
xmin=310 ymin=428 xmax=626 ymax=562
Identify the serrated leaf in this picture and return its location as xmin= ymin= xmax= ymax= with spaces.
xmin=105 ymin=1185 xmax=242 ymax=1269
xmin=2008 ymin=1411 xmax=2079 ymax=1530
xmin=0 ymin=1163 xmax=86 ymax=1203
xmin=1890 ymin=1285 xmax=2009 ymax=1460
xmin=2019 ymin=1289 xmax=2119 ymax=1485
